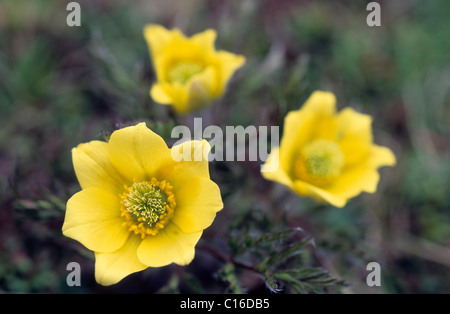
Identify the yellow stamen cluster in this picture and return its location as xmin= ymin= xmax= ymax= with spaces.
xmin=294 ymin=139 xmax=344 ymax=187
xmin=168 ymin=61 xmax=204 ymax=84
xmin=120 ymin=178 xmax=176 ymax=238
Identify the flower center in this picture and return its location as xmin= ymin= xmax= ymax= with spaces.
xmin=168 ymin=61 xmax=204 ymax=84
xmin=294 ymin=139 xmax=344 ymax=187
xmin=120 ymin=178 xmax=176 ymax=238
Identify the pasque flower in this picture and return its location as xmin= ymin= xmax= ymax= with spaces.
xmin=262 ymin=91 xmax=396 ymax=207
xmin=62 ymin=123 xmax=223 ymax=285
xmin=144 ymin=24 xmax=245 ymax=114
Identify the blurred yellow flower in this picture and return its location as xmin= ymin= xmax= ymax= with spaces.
xmin=144 ymin=24 xmax=245 ymax=114
xmin=62 ymin=123 xmax=223 ymax=285
xmin=262 ymin=91 xmax=396 ymax=208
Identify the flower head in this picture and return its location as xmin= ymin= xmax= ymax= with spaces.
xmin=62 ymin=123 xmax=223 ymax=285
xmin=144 ymin=24 xmax=245 ymax=114
xmin=262 ymin=91 xmax=396 ymax=207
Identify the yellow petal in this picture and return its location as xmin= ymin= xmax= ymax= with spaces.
xmin=107 ymin=122 xmax=172 ymax=182
xmin=143 ymin=24 xmax=185 ymax=58
xmin=302 ymin=91 xmax=338 ymax=140
xmin=337 ymin=107 xmax=373 ymax=166
xmin=185 ymin=66 xmax=218 ymax=112
xmin=171 ymin=177 xmax=223 ymax=233
xmin=278 ymin=91 xmax=338 ymax=175
xmin=95 ymin=235 xmax=147 ymax=286
xmin=153 ymin=67 xmax=218 ymax=114
xmin=150 ymin=83 xmax=173 ymax=104
xmin=212 ymin=51 xmax=245 ymax=97
xmin=150 ymin=36 xmax=207 ymax=83
xmin=191 ymin=29 xmax=217 ymax=53
xmin=321 ymin=144 xmax=396 ymax=204
xmin=161 ymin=140 xmax=211 ymax=190
xmin=137 ymin=223 xmax=202 ymax=267
xmin=72 ymin=140 xmax=126 ymax=195
xmin=367 ymin=144 xmax=396 ymax=168
xmin=261 ymin=147 xmax=295 ymax=188
xmin=302 ymin=90 xmax=337 ymax=116
xmin=153 ymin=81 xmax=190 ymax=113
xmin=62 ymin=188 xmax=129 ymax=253
xmin=293 ymin=180 xmax=347 ymax=208
xmin=278 ymin=109 xmax=315 ymax=174
xmin=325 ymin=168 xmax=379 ymax=203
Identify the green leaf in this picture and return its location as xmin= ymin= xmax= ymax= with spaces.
xmin=255 ymin=227 xmax=303 ymax=245
xmin=280 ymin=268 xmax=329 ymax=281
xmin=262 ymin=236 xmax=314 ymax=268
xmin=263 ymin=269 xmax=280 ymax=293
xmin=274 ymin=268 xmax=347 ymax=294
xmin=218 ymin=263 xmax=242 ymax=294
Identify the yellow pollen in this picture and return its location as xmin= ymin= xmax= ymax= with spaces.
xmin=294 ymin=139 xmax=344 ymax=186
xmin=120 ymin=178 xmax=176 ymax=239
xmin=168 ymin=61 xmax=204 ymax=84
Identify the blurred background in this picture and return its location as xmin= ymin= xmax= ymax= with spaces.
xmin=0 ymin=0 xmax=449 ymax=293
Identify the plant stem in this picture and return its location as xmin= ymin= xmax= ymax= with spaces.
xmin=197 ymin=243 xmax=259 ymax=273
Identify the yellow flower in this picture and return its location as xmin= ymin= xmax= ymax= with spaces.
xmin=144 ymin=24 xmax=245 ymax=114
xmin=262 ymin=91 xmax=396 ymax=208
xmin=62 ymin=123 xmax=223 ymax=285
